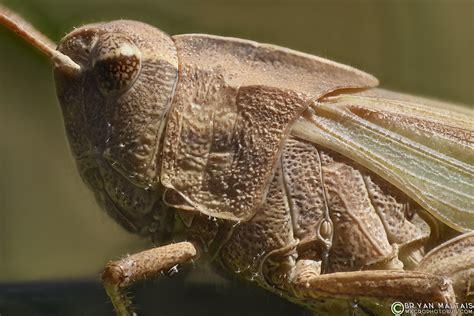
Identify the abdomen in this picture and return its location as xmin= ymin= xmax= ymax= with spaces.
xmin=218 ymin=136 xmax=436 ymax=281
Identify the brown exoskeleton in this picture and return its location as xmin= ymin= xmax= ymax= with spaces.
xmin=1 ymin=5 xmax=473 ymax=316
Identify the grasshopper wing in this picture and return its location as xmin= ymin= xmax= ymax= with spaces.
xmin=160 ymin=34 xmax=377 ymax=221
xmin=293 ymin=89 xmax=474 ymax=231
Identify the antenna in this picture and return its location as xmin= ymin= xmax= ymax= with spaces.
xmin=0 ymin=5 xmax=81 ymax=73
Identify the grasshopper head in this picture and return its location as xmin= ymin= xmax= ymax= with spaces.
xmin=54 ymin=20 xmax=178 ymax=188
xmin=0 ymin=6 xmax=179 ymax=237
xmin=53 ymin=21 xmax=179 ymax=235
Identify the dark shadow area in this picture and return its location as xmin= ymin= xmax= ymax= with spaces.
xmin=0 ymin=275 xmax=309 ymax=316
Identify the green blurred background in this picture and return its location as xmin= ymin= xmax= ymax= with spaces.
xmin=0 ymin=0 xmax=472 ymax=291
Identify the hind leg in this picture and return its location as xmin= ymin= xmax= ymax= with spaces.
xmin=272 ymin=259 xmax=456 ymax=315
xmin=416 ymin=232 xmax=474 ymax=303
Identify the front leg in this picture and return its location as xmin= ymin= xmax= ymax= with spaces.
xmin=101 ymin=241 xmax=198 ymax=316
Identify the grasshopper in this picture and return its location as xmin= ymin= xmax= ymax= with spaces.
xmin=1 ymin=5 xmax=473 ymax=316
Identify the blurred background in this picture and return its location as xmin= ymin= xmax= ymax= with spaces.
xmin=0 ymin=0 xmax=473 ymax=315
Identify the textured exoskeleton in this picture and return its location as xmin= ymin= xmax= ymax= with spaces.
xmin=1 ymin=7 xmax=473 ymax=316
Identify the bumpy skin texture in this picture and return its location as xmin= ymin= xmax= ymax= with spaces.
xmin=216 ymin=138 xmax=438 ymax=310
xmin=161 ymin=34 xmax=378 ymax=222
xmin=50 ymin=20 xmax=473 ymax=315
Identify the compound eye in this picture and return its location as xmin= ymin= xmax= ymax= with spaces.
xmin=92 ymin=33 xmax=142 ymax=96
